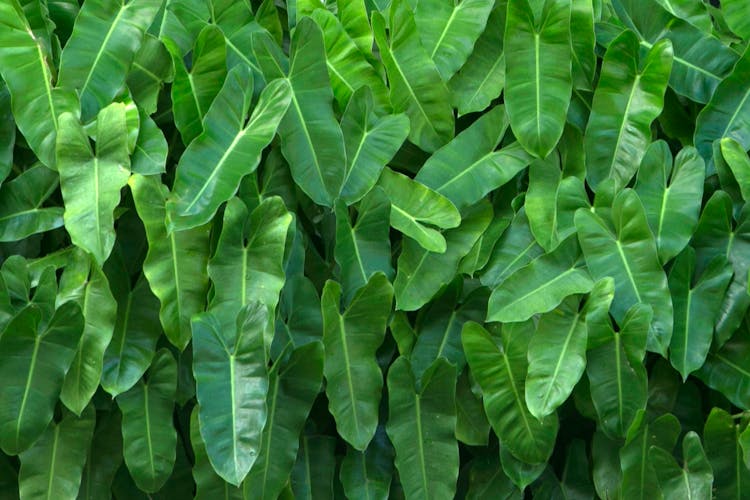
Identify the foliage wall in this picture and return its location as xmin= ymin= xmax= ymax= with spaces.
xmin=0 ymin=0 xmax=750 ymax=498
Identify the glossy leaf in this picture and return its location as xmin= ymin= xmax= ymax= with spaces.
xmin=703 ymin=408 xmax=750 ymax=499
xmin=0 ymin=166 xmax=64 ymax=242
xmin=189 ymin=407 xmax=243 ymax=499
xmin=649 ymin=432 xmax=713 ymax=500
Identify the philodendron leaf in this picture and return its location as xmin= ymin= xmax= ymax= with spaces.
xmin=575 ymin=189 xmax=673 ymax=355
xmin=720 ymin=138 xmax=750 ymax=202
xmin=487 ymin=235 xmax=594 ymax=323
xmin=57 ymin=0 xmax=161 ymax=119
xmin=0 ymin=166 xmax=63 ymax=242
xmin=377 ymin=167 xmax=461 ymax=253
xmin=167 ymin=66 xmax=291 ymax=230
xmin=18 ymin=404 xmax=96 ymax=500
xmin=339 ymin=427 xmax=394 ymax=500
xmin=131 ymin=174 xmax=210 ymax=350
xmin=649 ymin=432 xmax=713 ymax=500
xmin=277 ymin=17 xmax=347 ymax=207
xmin=504 ymin=0 xmax=572 ymax=158
xmin=386 ymin=357 xmax=459 ymax=500
xmin=57 ymin=104 xmax=131 ymax=266
xmin=192 ymin=303 xmax=269 ymax=486
xmin=117 ymin=348 xmax=177 ymax=494
xmin=462 ymin=321 xmax=559 ymax=464
xmin=697 ymin=324 xmax=750 ymax=409
xmin=634 ymin=141 xmax=705 ymax=264
xmin=322 ymin=273 xmax=392 ymax=450
xmin=242 ymin=342 xmax=324 ymax=500
xmin=190 ymin=407 xmax=243 ymax=499
xmin=0 ymin=301 xmax=83 ymax=455
xmin=584 ymin=30 xmax=673 ymax=190
xmin=372 ymin=0 xmax=454 ymax=152
xmin=703 ymin=408 xmax=750 ymax=499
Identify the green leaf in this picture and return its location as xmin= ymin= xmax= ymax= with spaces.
xmin=339 ymin=87 xmax=410 ymax=205
xmin=584 ymin=30 xmax=673 ymax=190
xmin=703 ymin=408 xmax=750 ymax=499
xmin=723 ymin=0 xmax=750 ymax=39
xmin=613 ymin=0 xmax=738 ymax=104
xmin=0 ymin=302 xmax=83 ymax=455
xmin=18 ymin=405 xmax=95 ymax=500
xmin=58 ymin=0 xmax=162 ymax=119
xmin=634 ymin=142 xmax=705 ymax=263
xmin=290 ymin=434 xmax=336 ymax=500
xmin=487 ymin=236 xmax=593 ymax=323
xmin=60 ymin=259 xmax=117 ymax=415
xmin=0 ymin=166 xmax=63 ymax=242
xmin=561 ymin=439 xmax=596 ymax=499
xmin=310 ymin=9 xmax=389 ymax=111
xmin=504 ymin=0 xmax=572 ymax=158
xmin=126 ymin=34 xmax=174 ymax=116
xmin=697 ymin=325 xmax=750 ymax=409
xmin=649 ymin=432 xmax=713 ymax=500
xmin=0 ymin=2 xmax=77 ymax=168
xmin=192 ymin=304 xmax=269 ymax=486
xmin=466 ymin=454 xmax=522 ymax=500
xmin=570 ymin=0 xmax=596 ymax=91
xmin=448 ymin=1 xmax=506 ymax=116
xmin=462 ymin=321 xmax=559 ymax=464
xmin=321 ymin=273 xmax=393 ymax=450
xmin=412 ymin=0 xmax=495 ymax=81
xmin=586 ymin=305 xmax=651 ymax=438
xmin=720 ymin=138 xmax=750 ymax=202
xmin=131 ymin=174 xmax=210 ymax=350
xmin=131 ymin=113 xmax=168 ymax=175
xmin=377 ymin=167 xmax=461 ymax=253
xmin=668 ymin=248 xmax=732 ymax=380
xmin=276 ymin=17 xmax=347 ymax=207
xmin=336 ymin=0 xmax=372 ymax=56
xmin=694 ymin=47 xmax=750 ymax=160
xmin=339 ymin=427 xmax=394 ymax=500
xmin=372 ymin=0 xmax=454 ymax=152
xmin=207 ymin=196 xmax=292 ymax=348
xmin=167 ymin=68 xmax=291 ymax=230
xmin=575 ymin=189 xmax=673 ymax=355
xmin=654 ymin=0 xmax=711 ymax=31
xmin=165 ymin=25 xmax=227 ymax=146
xmin=395 ymin=200 xmax=491 ymax=311
xmin=525 ymin=296 xmax=587 ymax=419
xmin=500 ymin=445 xmax=546 ymax=491
xmin=455 ymin=369 xmax=490 ymax=446
xmin=386 ymin=357 xmax=459 ymax=500
xmin=57 ymin=104 xmax=131 ymax=266
xmin=189 ymin=407 xmax=243 ymax=499
xmin=334 ymin=189 xmax=394 ymax=304
xmin=101 ymin=275 xmax=162 ymax=397
xmin=242 ymin=342 xmax=324 ymax=500
xmin=117 ymin=348 xmax=177 ymax=494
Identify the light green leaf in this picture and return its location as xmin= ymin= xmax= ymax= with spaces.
xmin=190 ymin=407 xmax=243 ymax=499
xmin=58 ymin=0 xmax=162 ymax=119
xmin=0 ymin=166 xmax=63 ymax=242
xmin=634 ymin=142 xmax=705 ymax=263
xmin=570 ymin=0 xmax=596 ymax=90
xmin=192 ymin=304 xmax=269 ymax=486
xmin=462 ymin=321 xmax=559 ymax=464
xmin=723 ymin=0 xmax=750 ymax=39
xmin=448 ymin=1 xmax=506 ymax=116
xmin=649 ymin=432 xmax=713 ymax=500
xmin=57 ymin=104 xmax=131 ymax=266
xmin=334 ymin=189 xmax=393 ymax=305
xmin=575 ymin=189 xmax=673 ymax=355
xmin=165 ymin=24 xmax=227 ymax=146
xmin=275 ymin=17 xmax=346 ymax=207
xmin=584 ymin=30 xmax=672 ymax=190
xmin=0 ymin=2 xmax=77 ymax=168
xmin=394 ymin=200 xmax=492 ymax=311
xmin=167 ymin=68 xmax=291 ymax=230
xmin=117 ymin=348 xmax=177 ymax=494
xmin=126 ymin=34 xmax=174 ymax=116
xmin=339 ymin=87 xmax=410 ymax=205
xmin=487 ymin=236 xmax=593 ymax=323
xmin=654 ymin=0 xmax=711 ymax=31
xmin=525 ymin=296 xmax=587 ymax=419
xmin=413 ymin=0 xmax=495 ymax=80
xmin=386 ymin=357 xmax=459 ymax=500
xmin=131 ymin=113 xmax=168 ymax=175
xmin=242 ymin=342 xmax=324 ymax=500
xmin=310 ymin=9 xmax=389 ymax=110
xmin=131 ymin=174 xmax=210 ymax=350
xmin=720 ymin=138 xmax=750 ymax=202
xmin=0 ymin=302 xmax=83 ymax=455
xmin=18 ymin=405 xmax=95 ymax=500
xmin=504 ymin=0 xmax=572 ymax=158
xmin=377 ymin=167 xmax=461 ymax=253
xmin=336 ymin=0 xmax=372 ymax=56
xmin=668 ymin=249 xmax=732 ymax=380
xmin=694 ymin=47 xmax=750 ymax=160
xmin=372 ymin=0 xmax=454 ymax=152
xmin=322 ymin=273 xmax=392 ymax=450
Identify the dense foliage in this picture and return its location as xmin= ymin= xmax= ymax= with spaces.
xmin=1 ymin=0 xmax=750 ymax=497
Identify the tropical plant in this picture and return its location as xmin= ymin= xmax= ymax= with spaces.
xmin=0 ymin=0 xmax=749 ymax=498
